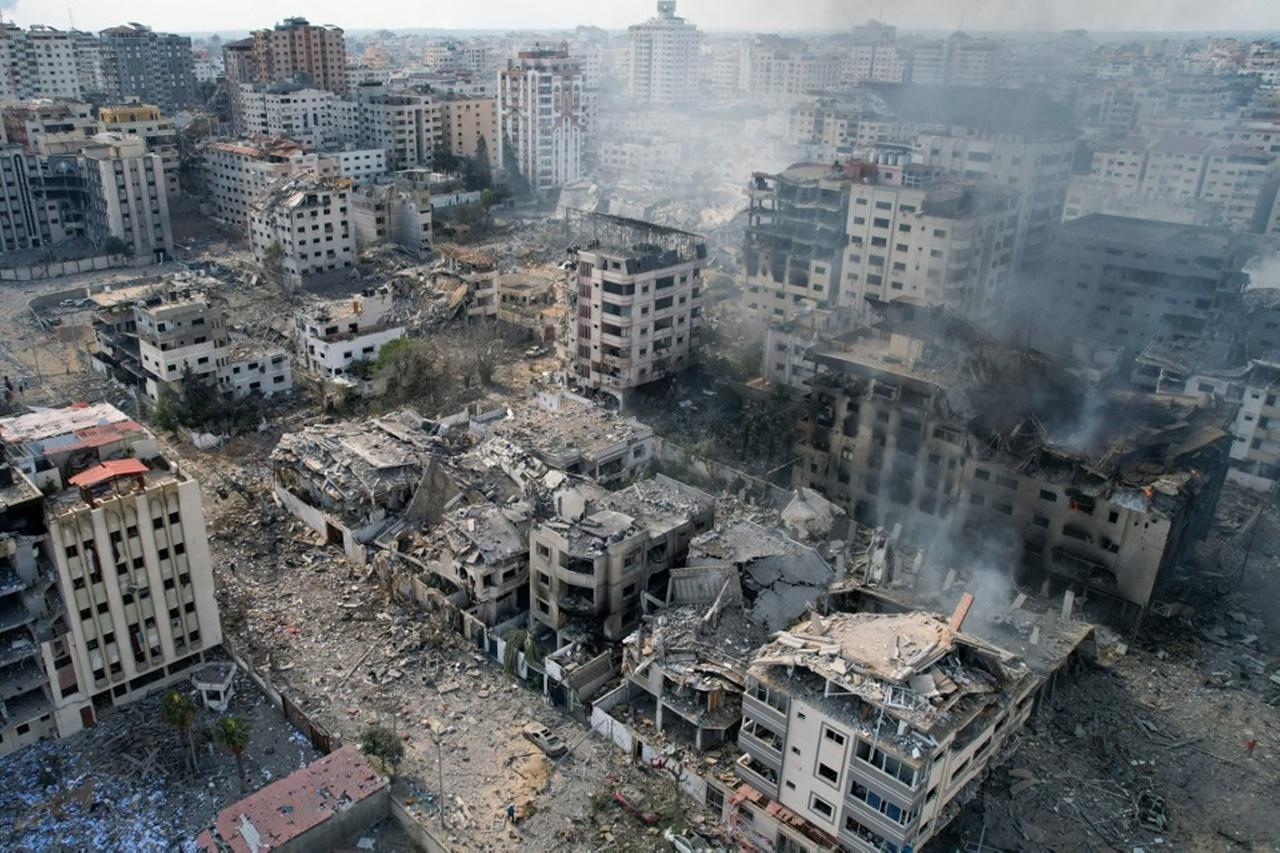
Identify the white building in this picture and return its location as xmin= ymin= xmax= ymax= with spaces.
xmin=0 ymin=24 xmax=82 ymax=100
xmin=326 ymin=147 xmax=387 ymax=182
xmin=222 ymin=346 xmax=294 ymax=399
xmin=498 ymin=47 xmax=586 ymax=193
xmin=248 ymin=174 xmax=355 ymax=291
xmin=98 ymin=102 xmax=181 ymax=197
xmin=625 ymin=1 xmax=701 ymax=105
xmin=202 ymin=137 xmax=330 ymax=228
xmin=0 ymin=404 xmax=222 ymax=755
xmin=236 ymin=83 xmax=358 ymax=148
xmin=79 ymin=133 xmax=173 ymax=262
xmin=295 ymin=285 xmax=406 ymax=379
xmin=133 ymin=293 xmax=230 ymax=401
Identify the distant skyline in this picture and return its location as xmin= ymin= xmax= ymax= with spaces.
xmin=6 ymin=0 xmax=1279 ymax=37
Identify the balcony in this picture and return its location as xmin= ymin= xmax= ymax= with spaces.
xmin=735 ymin=752 xmax=780 ymax=799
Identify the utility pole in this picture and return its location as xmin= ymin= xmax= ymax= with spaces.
xmin=435 ymin=732 xmax=445 ymax=824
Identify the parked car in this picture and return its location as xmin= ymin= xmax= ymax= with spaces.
xmin=613 ymin=787 xmax=659 ymax=825
xmin=521 ymin=721 xmax=568 ymax=758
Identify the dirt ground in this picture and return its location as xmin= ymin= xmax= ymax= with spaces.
xmin=205 ymin=494 xmax=714 ymax=852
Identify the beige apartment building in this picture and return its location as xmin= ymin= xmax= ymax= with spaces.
xmin=79 ymin=133 xmax=173 ymax=261
xmin=567 ymin=211 xmax=707 ymax=400
xmin=249 ymin=174 xmax=355 ymax=291
xmin=440 ymin=96 xmax=497 ymax=166
xmin=0 ymin=404 xmax=221 ymax=756
xmin=98 ymin=102 xmax=181 ymax=197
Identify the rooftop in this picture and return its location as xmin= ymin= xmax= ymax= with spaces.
xmin=751 ymin=610 xmax=1034 ymax=747
xmin=195 ymin=746 xmax=385 ymax=853
xmin=482 ymin=392 xmax=653 ymax=467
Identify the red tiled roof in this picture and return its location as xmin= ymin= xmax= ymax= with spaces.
xmin=67 ymin=458 xmax=149 ymax=488
xmin=195 ymin=746 xmax=386 ymax=853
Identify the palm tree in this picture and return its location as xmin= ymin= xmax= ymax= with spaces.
xmin=160 ymin=689 xmax=198 ymax=774
xmin=214 ymin=716 xmax=252 ymax=793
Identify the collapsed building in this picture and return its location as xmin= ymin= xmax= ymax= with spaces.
xmin=0 ymin=404 xmax=222 ymax=756
xmin=472 ymin=390 xmax=655 ymax=488
xmin=620 ymin=565 xmax=769 ymax=751
xmin=88 ymin=276 xmax=293 ymax=403
xmin=270 ymin=408 xmax=466 ymax=563
xmin=529 ymin=474 xmax=715 ymax=645
xmin=733 ymin=610 xmax=1041 ymax=853
xmin=790 ymin=300 xmax=1232 ymax=610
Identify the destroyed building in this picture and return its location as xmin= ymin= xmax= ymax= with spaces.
xmin=270 ymin=408 xmax=455 ymax=563
xmin=350 ymin=173 xmax=433 ymax=257
xmin=529 ymin=474 xmax=715 ymax=645
xmin=620 ymin=565 xmax=769 ymax=751
xmin=734 ymin=611 xmax=1039 ymax=853
xmin=472 ymin=390 xmax=655 ymax=488
xmin=688 ymin=518 xmax=835 ymax=632
xmin=564 ymin=210 xmax=707 ymax=401
xmin=249 ymin=173 xmax=355 ymax=290
xmin=0 ymin=404 xmax=222 ymax=755
xmin=89 ymin=278 xmax=294 ymax=403
xmin=743 ymin=156 xmax=1019 ymax=329
xmin=294 ymin=285 xmax=405 ymax=380
xmin=791 ymin=300 xmax=1232 ymax=610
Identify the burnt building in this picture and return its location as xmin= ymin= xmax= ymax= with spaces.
xmin=791 ymin=300 xmax=1232 ymax=609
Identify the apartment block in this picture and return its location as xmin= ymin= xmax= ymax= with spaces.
xmin=132 ymin=292 xmax=229 ymax=400
xmin=0 ymin=404 xmax=222 ymax=756
xmin=597 ymin=138 xmax=682 ymax=174
xmin=248 ymin=18 xmax=347 ymax=96
xmin=789 ymin=300 xmax=1231 ymax=608
xmin=498 ymin=48 xmax=587 ymax=193
xmin=742 ymin=163 xmax=853 ymax=326
xmin=528 ymin=474 xmax=715 ymax=645
xmin=1 ymin=100 xmax=98 ymax=153
xmin=236 ymin=83 xmax=358 ymax=148
xmin=98 ymin=102 xmax=180 ymax=197
xmin=79 ymin=133 xmax=173 ymax=261
xmin=1036 ymin=214 xmax=1254 ymax=359
xmin=202 ymin=137 xmax=329 ymax=228
xmin=909 ymin=32 xmax=1011 ymax=88
xmin=357 ymin=90 xmax=439 ymax=171
xmin=840 ymin=157 xmax=1019 ymax=326
xmin=1199 ymin=147 xmax=1280 ymax=233
xmin=734 ymin=611 xmax=1037 ymax=851
xmin=439 ymin=96 xmax=498 ymax=167
xmin=0 ymin=146 xmax=82 ymax=252
xmin=625 ymin=1 xmax=702 ymax=105
xmin=0 ymin=25 xmax=82 ymax=100
xmin=566 ymin=211 xmax=707 ymax=399
xmin=295 ymin=285 xmax=405 ymax=379
xmin=741 ymin=36 xmax=841 ymax=102
xmin=249 ymin=174 xmax=355 ymax=291
xmin=98 ymin=24 xmax=195 ymax=114
xmin=350 ymin=175 xmax=432 ymax=256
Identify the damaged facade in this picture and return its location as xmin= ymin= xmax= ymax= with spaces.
xmin=0 ymin=404 xmax=222 ymax=755
xmin=248 ymin=173 xmax=355 ymax=291
xmin=294 ymin=285 xmax=405 ymax=380
xmin=791 ymin=300 xmax=1231 ymax=608
xmin=734 ymin=610 xmax=1039 ymax=852
xmin=529 ymin=474 xmax=715 ymax=644
xmin=88 ymin=277 xmax=294 ymax=402
xmin=564 ymin=209 xmax=707 ymax=400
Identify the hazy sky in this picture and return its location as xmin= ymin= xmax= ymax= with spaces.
xmin=7 ymin=0 xmax=1278 ymax=36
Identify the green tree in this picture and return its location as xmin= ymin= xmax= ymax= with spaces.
xmin=213 ymin=715 xmax=252 ymax=793
xmin=160 ymin=689 xmax=199 ymax=774
xmin=360 ymin=722 xmax=405 ymax=777
xmin=151 ymin=392 xmax=185 ymax=433
xmin=102 ymin=235 xmax=132 ymax=257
